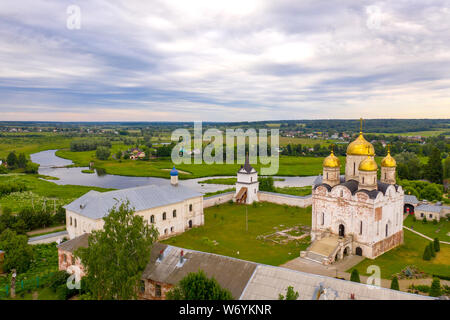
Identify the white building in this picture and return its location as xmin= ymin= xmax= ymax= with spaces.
xmin=304 ymin=123 xmax=404 ymax=264
xmin=234 ymin=154 xmax=259 ymax=204
xmin=64 ymin=168 xmax=204 ymax=240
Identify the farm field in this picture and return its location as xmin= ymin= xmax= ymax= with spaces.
xmin=373 ymin=129 xmax=449 ymax=137
xmin=349 ymin=229 xmax=450 ymax=279
xmin=162 ymin=202 xmax=312 ymax=266
xmin=279 ymin=136 xmax=338 ymax=147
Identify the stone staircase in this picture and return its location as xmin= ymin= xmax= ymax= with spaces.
xmin=301 ymin=233 xmax=352 ymax=265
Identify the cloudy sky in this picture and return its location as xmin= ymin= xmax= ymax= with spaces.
xmin=1 ymin=0 xmax=450 ymax=121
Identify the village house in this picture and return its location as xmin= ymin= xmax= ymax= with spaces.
xmin=64 ymin=168 xmax=204 ymax=240
xmin=56 ymin=233 xmax=89 ymax=277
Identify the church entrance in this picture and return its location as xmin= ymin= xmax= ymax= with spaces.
xmin=339 ymin=224 xmax=345 ymax=237
xmin=355 ymin=247 xmax=362 ymax=256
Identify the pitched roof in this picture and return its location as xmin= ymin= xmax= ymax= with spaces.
xmin=404 ymin=195 xmax=419 ymax=205
xmin=64 ymin=184 xmax=202 ymax=220
xmin=416 ymin=204 xmax=444 ymax=213
xmin=57 ymin=233 xmax=90 ymax=253
xmin=141 ymin=243 xmax=257 ymax=299
xmin=238 ymin=154 xmax=256 ymax=174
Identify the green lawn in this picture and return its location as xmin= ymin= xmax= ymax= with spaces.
xmin=162 ymin=202 xmax=312 ymax=266
xmin=0 ymin=174 xmax=113 ymax=213
xmin=350 ymin=229 xmax=450 ymax=279
xmin=273 ymin=186 xmax=312 ymax=197
xmin=198 ymin=177 xmax=285 ymax=185
xmin=404 ymin=215 xmax=450 ymax=242
xmin=0 ymin=133 xmax=71 ymax=158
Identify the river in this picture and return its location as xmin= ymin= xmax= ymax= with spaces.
xmin=30 ymin=150 xmax=318 ymax=194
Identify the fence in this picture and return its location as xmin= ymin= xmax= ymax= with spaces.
xmin=0 ymin=271 xmax=56 ymax=300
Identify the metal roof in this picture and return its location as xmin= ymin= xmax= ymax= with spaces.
xmin=416 ymin=204 xmax=444 ymax=213
xmin=64 ymin=184 xmax=202 ymax=219
xmin=57 ymin=233 xmax=90 ymax=253
xmin=404 ymin=195 xmax=419 ymax=204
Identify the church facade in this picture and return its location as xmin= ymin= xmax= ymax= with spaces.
xmin=308 ymin=124 xmax=404 ymax=263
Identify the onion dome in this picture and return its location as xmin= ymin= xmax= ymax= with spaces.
xmin=170 ymin=166 xmax=179 ymax=176
xmin=381 ymin=150 xmax=396 ymax=167
xmin=347 ymin=133 xmax=375 ymax=156
xmin=359 ymin=156 xmax=378 ymax=171
xmin=323 ymin=150 xmax=340 ymax=168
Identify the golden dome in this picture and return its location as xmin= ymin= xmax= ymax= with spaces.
xmin=381 ymin=151 xmax=396 ymax=167
xmin=359 ymin=156 xmax=378 ymax=171
xmin=323 ymin=151 xmax=340 ymax=168
xmin=347 ymin=133 xmax=375 ymax=156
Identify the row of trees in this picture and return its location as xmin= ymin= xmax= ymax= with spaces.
xmin=1 ymin=152 xmax=39 ymax=174
xmin=70 ymin=139 xmax=111 ymax=152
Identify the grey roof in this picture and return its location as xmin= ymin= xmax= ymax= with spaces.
xmin=240 ymin=265 xmax=433 ymax=300
xmin=142 ymin=243 xmax=257 ymax=299
xmin=404 ymin=195 xmax=419 ymax=205
xmin=416 ymin=204 xmax=444 ymax=213
xmin=238 ymin=154 xmax=257 ymax=174
xmin=28 ymin=230 xmax=68 ymax=243
xmin=64 ymin=184 xmax=202 ymax=219
xmin=314 ymin=178 xmax=398 ymax=200
xmin=57 ymin=233 xmax=90 ymax=253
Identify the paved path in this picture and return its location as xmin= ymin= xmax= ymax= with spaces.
xmin=26 ymin=225 xmax=65 ymax=236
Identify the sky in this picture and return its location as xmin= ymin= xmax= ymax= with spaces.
xmin=1 ymin=0 xmax=450 ymax=122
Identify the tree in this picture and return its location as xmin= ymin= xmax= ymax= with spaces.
xmin=96 ymin=146 xmax=111 ymax=160
xmin=390 ymin=276 xmax=399 ymax=290
xmin=434 ymin=238 xmax=440 ymax=252
xmin=429 ymin=242 xmax=436 ymax=257
xmin=6 ymin=152 xmax=18 ymax=168
xmin=425 ymin=147 xmax=443 ymax=184
xmin=350 ymin=269 xmax=360 ymax=283
xmin=166 ymin=270 xmax=233 ymax=300
xmin=429 ymin=278 xmax=441 ymax=297
xmin=0 ymin=229 xmax=34 ymax=273
xmin=75 ymin=201 xmax=158 ymax=300
xmin=423 ymin=245 xmax=431 ymax=261
xmin=24 ymin=162 xmax=39 ymax=174
xmin=420 ymin=184 xmax=443 ymax=201
xmin=259 ymin=176 xmax=275 ymax=192
xmin=278 ymin=286 xmax=299 ymax=300
xmin=17 ymin=153 xmax=27 ymax=169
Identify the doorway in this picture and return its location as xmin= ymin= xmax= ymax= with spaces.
xmin=339 ymin=224 xmax=345 ymax=237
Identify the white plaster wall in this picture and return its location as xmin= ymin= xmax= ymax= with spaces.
xmin=258 ymin=192 xmax=312 ymax=207
xmin=203 ymin=192 xmax=234 ymax=208
xmin=345 ymin=155 xmax=367 ymax=181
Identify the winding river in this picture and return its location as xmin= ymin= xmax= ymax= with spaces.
xmin=30 ymin=150 xmax=318 ymax=194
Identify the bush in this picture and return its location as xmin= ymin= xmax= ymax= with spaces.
xmin=432 ymin=218 xmax=438 ymax=225
xmin=422 ymin=216 xmax=427 ymax=224
xmin=49 ymin=271 xmax=70 ymax=291
xmin=423 ymin=245 xmax=431 ymax=261
xmin=390 ymin=276 xmax=399 ymax=290
xmin=56 ymin=284 xmax=71 ymax=300
xmin=96 ymin=147 xmax=111 ymax=160
xmin=24 ymin=162 xmax=39 ymax=174
xmin=430 ymin=278 xmax=441 ymax=297
xmin=412 ymin=215 xmax=417 ymax=222
xmin=429 ymin=242 xmax=436 ymax=257
xmin=434 ymin=238 xmax=440 ymax=252
xmin=350 ymin=269 xmax=360 ymax=283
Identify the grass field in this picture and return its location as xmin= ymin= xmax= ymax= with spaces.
xmin=0 ymin=133 xmax=71 ymax=159
xmin=273 ymin=186 xmax=312 ymax=196
xmin=56 ymin=148 xmax=336 ymax=178
xmin=0 ymin=174 xmax=113 ymax=213
xmin=349 ymin=229 xmax=450 ymax=279
xmin=162 ymin=202 xmax=312 ymax=266
xmin=279 ymin=136 xmax=337 ymax=147
xmin=373 ymin=129 xmax=449 ymax=137
xmin=404 ymin=215 xmax=450 ymax=242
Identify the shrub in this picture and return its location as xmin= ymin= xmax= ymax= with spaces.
xmin=24 ymin=162 xmax=39 ymax=174
xmin=434 ymin=238 xmax=440 ymax=252
xmin=422 ymin=216 xmax=427 ymax=224
xmin=96 ymin=147 xmax=111 ymax=160
xmin=278 ymin=286 xmax=299 ymax=300
xmin=390 ymin=276 xmax=399 ymax=291
xmin=430 ymin=278 xmax=441 ymax=297
xmin=429 ymin=242 xmax=436 ymax=257
xmin=412 ymin=215 xmax=417 ymax=222
xmin=350 ymin=269 xmax=360 ymax=283
xmin=49 ymin=271 xmax=70 ymax=291
xmin=56 ymin=284 xmax=71 ymax=300
xmin=423 ymin=245 xmax=431 ymax=261
xmin=433 ymin=218 xmax=438 ymax=225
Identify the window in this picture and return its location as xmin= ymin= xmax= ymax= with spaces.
xmin=155 ymin=284 xmax=161 ymax=297
xmin=429 ymin=214 xmax=432 ymax=219
xmin=385 ymin=224 xmax=389 ymax=237
xmin=171 ymin=226 xmax=174 ymax=233
xmin=420 ymin=213 xmax=424 ymax=217
xmin=70 ymin=217 xmax=72 ymax=226
xmin=251 ymin=177 xmax=252 ymax=182
xmin=164 ymin=229 xmax=168 ymax=235
xmin=189 ymin=204 xmax=193 ymax=212
xmin=326 ymin=172 xmax=329 ymax=179
xmin=362 ymin=177 xmax=365 ymax=184
xmin=360 ymin=221 xmax=363 ymax=235
xmin=353 ymin=162 xmax=355 ymax=175
xmin=63 ymin=254 xmax=67 ymax=263
xmin=140 ymin=280 xmax=145 ymax=293
xmin=162 ymin=212 xmax=166 ymax=220
xmin=384 ymin=173 xmax=387 ymax=180
xmin=173 ymin=210 xmax=176 ymax=218
xmin=321 ymin=212 xmax=324 ymax=225
xmin=74 ymin=219 xmax=77 ymax=228
xmin=150 ymin=215 xmax=155 ymax=224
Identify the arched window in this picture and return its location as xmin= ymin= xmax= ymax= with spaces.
xmin=360 ymin=221 xmax=363 ymax=235
xmin=74 ymin=219 xmax=77 ymax=228
xmin=251 ymin=177 xmax=252 ymax=182
xmin=385 ymin=223 xmax=389 ymax=237
xmin=162 ymin=212 xmax=166 ymax=220
xmin=189 ymin=204 xmax=193 ymax=212
xmin=70 ymin=217 xmax=72 ymax=226
xmin=173 ymin=210 xmax=176 ymax=218
xmin=326 ymin=172 xmax=329 ymax=179
xmin=373 ymin=177 xmax=375 ymax=184
xmin=150 ymin=215 xmax=155 ymax=223
xmin=164 ymin=229 xmax=168 ymax=235
xmin=321 ymin=212 xmax=324 ymax=225
xmin=362 ymin=177 xmax=365 ymax=184
xmin=353 ymin=162 xmax=356 ymax=175
xmin=171 ymin=226 xmax=174 ymax=233
xmin=384 ymin=172 xmax=387 ymax=180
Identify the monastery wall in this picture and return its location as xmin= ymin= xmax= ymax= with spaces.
xmin=203 ymin=192 xmax=234 ymax=208
xmin=258 ymin=191 xmax=312 ymax=207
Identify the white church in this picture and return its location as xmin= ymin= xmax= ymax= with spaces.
xmin=303 ymin=123 xmax=404 ymax=264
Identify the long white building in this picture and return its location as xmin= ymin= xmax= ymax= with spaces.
xmin=64 ymin=167 xmax=204 ymax=240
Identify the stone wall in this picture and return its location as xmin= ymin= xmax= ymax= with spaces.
xmin=371 ymin=230 xmax=403 ymax=258
xmin=58 ymin=248 xmax=86 ymax=277
xmin=203 ymin=192 xmax=234 ymax=208
xmin=258 ymin=191 xmax=312 ymax=207
xmin=139 ymin=279 xmax=173 ymax=300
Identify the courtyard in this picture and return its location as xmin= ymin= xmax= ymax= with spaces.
xmin=162 ymin=202 xmax=312 ymax=266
